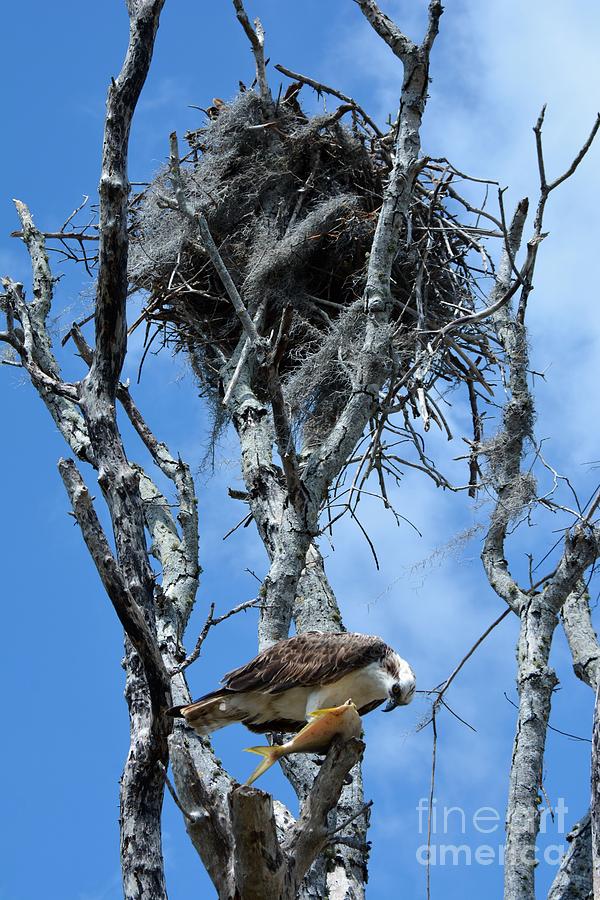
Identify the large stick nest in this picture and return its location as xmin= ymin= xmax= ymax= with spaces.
xmin=128 ymin=88 xmax=496 ymax=455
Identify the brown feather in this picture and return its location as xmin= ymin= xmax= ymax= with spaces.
xmin=173 ymin=687 xmax=231 ymax=718
xmin=357 ymin=698 xmax=385 ymax=716
xmin=174 ymin=632 xmax=397 ymax=735
xmin=222 ymin=631 xmax=390 ymax=694
xmin=243 ymin=717 xmax=306 ymax=734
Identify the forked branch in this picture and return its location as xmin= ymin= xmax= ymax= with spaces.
xmin=58 ymin=458 xmax=170 ymax=715
xmin=88 ymin=0 xmax=165 ymax=397
xmin=232 ymin=0 xmax=272 ymax=108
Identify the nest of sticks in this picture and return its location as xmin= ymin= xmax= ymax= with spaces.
xmin=128 ymin=84 xmax=500 ymax=486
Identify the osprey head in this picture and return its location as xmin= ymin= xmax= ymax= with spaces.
xmin=382 ymin=653 xmax=416 ymax=712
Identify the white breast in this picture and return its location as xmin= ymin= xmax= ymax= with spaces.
xmin=219 ymin=662 xmax=394 ymax=728
xmin=305 ymin=662 xmax=392 ymax=716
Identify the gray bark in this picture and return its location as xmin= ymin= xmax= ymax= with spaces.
xmin=229 ymin=376 xmax=369 ymax=897
xmin=206 ymin=5 xmax=444 ymax=894
xmin=79 ymin=4 xmax=169 ymax=897
xmin=480 ymin=177 xmax=600 ymax=900
xmin=547 ymin=814 xmax=593 ymax=900
xmin=562 ymin=586 xmax=600 ymax=691
xmin=504 ymin=599 xmax=559 ymax=898
xmin=8 ymin=2 xmax=600 ymax=900
xmin=593 ymin=688 xmax=600 ymax=897
xmin=544 ymin=585 xmax=600 ymax=900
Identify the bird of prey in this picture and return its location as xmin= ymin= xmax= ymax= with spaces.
xmin=170 ymin=631 xmax=415 ymax=735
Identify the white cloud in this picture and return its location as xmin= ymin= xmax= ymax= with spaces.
xmin=319 ymin=0 xmax=600 ymax=521
xmin=313 ymin=10 xmax=599 ymax=888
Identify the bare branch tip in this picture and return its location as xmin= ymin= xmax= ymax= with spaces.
xmin=534 ymin=103 xmax=548 ymax=132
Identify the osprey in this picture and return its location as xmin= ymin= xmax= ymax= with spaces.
xmin=171 ymin=631 xmax=415 ymax=735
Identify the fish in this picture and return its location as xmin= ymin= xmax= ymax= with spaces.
xmin=244 ymin=699 xmax=363 ymax=786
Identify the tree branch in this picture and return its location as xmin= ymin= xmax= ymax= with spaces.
xmin=562 ymin=583 xmax=600 ymax=691
xmin=167 ymin=132 xmax=263 ymax=347
xmin=354 ymin=0 xmax=419 ymax=61
xmin=274 ymin=63 xmax=382 ymax=136
xmin=58 ymin=457 xmax=170 ymax=714
xmin=284 ymin=737 xmax=365 ymax=891
xmin=547 ymin=813 xmax=592 ymax=900
xmin=593 ymin=687 xmax=600 ymax=897
xmin=479 ymin=115 xmax=600 ymax=900
xmin=301 ymin=1 xmax=441 ymax=513
xmin=3 ymin=205 xmax=94 ymax=465
xmin=168 ymin=724 xmax=236 ymax=892
xmin=87 ymin=0 xmax=165 ymax=396
xmin=232 ymin=0 xmax=272 ymax=108
xmin=229 ymin=787 xmax=286 ymax=899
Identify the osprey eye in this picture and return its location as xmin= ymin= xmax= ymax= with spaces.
xmin=392 ymin=683 xmax=402 ymax=697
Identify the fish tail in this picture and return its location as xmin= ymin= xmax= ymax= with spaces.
xmin=243 ymin=745 xmax=284 ymax=786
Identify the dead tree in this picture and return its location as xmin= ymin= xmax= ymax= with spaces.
xmin=472 ymin=106 xmax=600 ymax=900
xmin=2 ymin=1 xmax=600 ymax=899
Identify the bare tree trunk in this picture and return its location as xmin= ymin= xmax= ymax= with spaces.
xmin=4 ymin=2 xmax=600 ymax=900
xmin=504 ymin=601 xmax=559 ymax=898
xmin=120 ymin=646 xmax=169 ymax=900
xmin=593 ymin=687 xmax=600 ymax=897
xmin=544 ymin=584 xmax=600 ymax=900
xmin=478 ymin=119 xmax=600 ymax=900
xmin=547 ymin=814 xmax=592 ymax=900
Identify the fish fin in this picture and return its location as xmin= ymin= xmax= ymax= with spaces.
xmin=309 ymin=705 xmax=345 ymax=717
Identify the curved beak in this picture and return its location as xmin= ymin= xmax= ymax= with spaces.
xmin=382 ymin=698 xmax=398 ymax=713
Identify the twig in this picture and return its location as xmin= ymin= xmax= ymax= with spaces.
xmin=439 ymin=697 xmax=476 ymax=733
xmin=426 ymin=713 xmax=437 ymax=900
xmin=503 ymin=693 xmax=590 ymax=743
xmin=58 ymin=457 xmax=170 ymax=714
xmin=232 ymin=0 xmax=272 ymax=108
xmin=327 ymin=800 xmax=373 ymax=840
xmin=61 ymin=194 xmax=91 ymax=231
xmin=11 ymin=230 xmax=98 ymax=242
xmin=171 ymin=597 xmax=260 ymax=674
xmin=158 ymin=762 xmax=200 ymax=824
xmin=223 ymin=512 xmax=254 ymax=541
xmin=167 ymin=132 xmax=262 ymax=348
xmin=435 ymin=607 xmax=512 ymax=703
xmin=547 ymin=111 xmax=600 ymax=193
xmin=418 ymin=605 xmax=512 ymax=896
xmin=274 ymin=64 xmax=382 ymax=137
xmin=533 ymin=105 xmax=549 ymax=192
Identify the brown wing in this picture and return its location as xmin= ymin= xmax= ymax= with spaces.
xmin=243 ymin=717 xmax=306 ymax=734
xmin=357 ymin=698 xmax=385 ymax=716
xmin=222 ymin=631 xmax=389 ymax=695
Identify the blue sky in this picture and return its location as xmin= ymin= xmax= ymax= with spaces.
xmin=2 ymin=2 xmax=599 ymax=898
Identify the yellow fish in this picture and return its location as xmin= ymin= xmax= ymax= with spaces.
xmin=244 ymin=699 xmax=362 ymax=786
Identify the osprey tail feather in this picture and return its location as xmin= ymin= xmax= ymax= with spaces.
xmin=168 ymin=690 xmax=242 ymax=735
